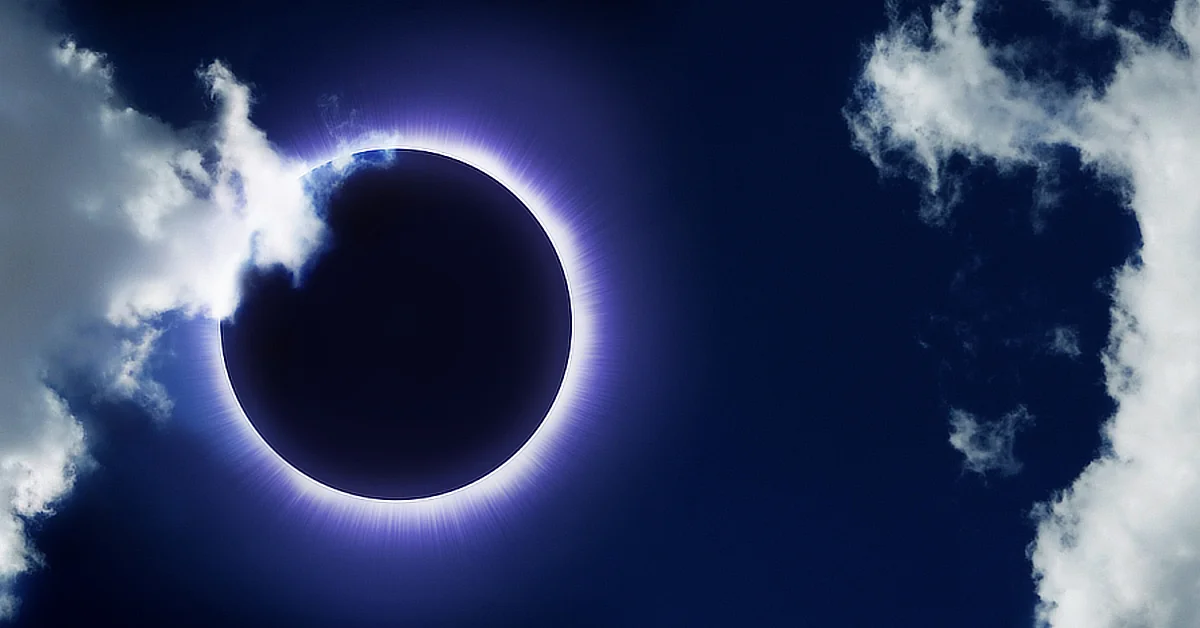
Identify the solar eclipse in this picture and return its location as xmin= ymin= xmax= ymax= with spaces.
xmin=206 ymin=136 xmax=601 ymax=529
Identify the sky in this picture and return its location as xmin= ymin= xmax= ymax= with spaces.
xmin=2 ymin=0 xmax=1198 ymax=626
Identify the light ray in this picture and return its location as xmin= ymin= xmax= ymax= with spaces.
xmin=195 ymin=129 xmax=605 ymax=538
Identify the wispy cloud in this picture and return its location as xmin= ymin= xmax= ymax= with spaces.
xmin=1047 ymin=325 xmax=1082 ymax=358
xmin=948 ymin=406 xmax=1033 ymax=476
xmin=0 ymin=3 xmax=323 ymax=617
xmin=847 ymin=0 xmax=1200 ymax=625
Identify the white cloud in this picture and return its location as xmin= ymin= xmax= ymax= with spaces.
xmin=1048 ymin=325 xmax=1083 ymax=358
xmin=0 ymin=3 xmax=324 ymax=618
xmin=948 ymin=406 xmax=1033 ymax=476
xmin=847 ymin=0 xmax=1200 ymax=625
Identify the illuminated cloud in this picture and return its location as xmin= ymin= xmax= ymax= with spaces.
xmin=948 ymin=406 xmax=1032 ymax=476
xmin=847 ymin=0 xmax=1200 ymax=624
xmin=0 ymin=3 xmax=322 ymax=617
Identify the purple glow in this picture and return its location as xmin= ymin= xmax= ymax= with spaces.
xmin=196 ymin=128 xmax=606 ymax=538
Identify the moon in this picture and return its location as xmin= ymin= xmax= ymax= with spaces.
xmin=219 ymin=148 xmax=573 ymax=500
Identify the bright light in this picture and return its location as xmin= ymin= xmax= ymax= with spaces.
xmin=198 ymin=130 xmax=604 ymax=537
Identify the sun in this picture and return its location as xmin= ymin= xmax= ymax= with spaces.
xmin=197 ymin=130 xmax=604 ymax=536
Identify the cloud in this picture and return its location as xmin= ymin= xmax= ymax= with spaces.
xmin=948 ymin=406 xmax=1033 ymax=476
xmin=847 ymin=0 xmax=1200 ymax=625
xmin=0 ymin=3 xmax=323 ymax=618
xmin=1047 ymin=325 xmax=1082 ymax=358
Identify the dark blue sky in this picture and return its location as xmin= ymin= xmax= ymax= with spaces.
xmin=12 ymin=1 xmax=1144 ymax=626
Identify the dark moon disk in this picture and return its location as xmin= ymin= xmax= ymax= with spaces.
xmin=220 ymin=149 xmax=573 ymax=500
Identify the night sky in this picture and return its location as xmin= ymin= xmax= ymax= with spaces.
xmin=1 ymin=0 xmax=1183 ymax=626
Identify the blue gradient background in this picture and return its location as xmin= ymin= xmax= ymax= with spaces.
xmin=14 ymin=1 xmax=1143 ymax=626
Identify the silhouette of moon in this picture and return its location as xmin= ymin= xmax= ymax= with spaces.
xmin=220 ymin=148 xmax=572 ymax=500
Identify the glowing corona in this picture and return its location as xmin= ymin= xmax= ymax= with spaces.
xmin=200 ymin=130 xmax=602 ymax=537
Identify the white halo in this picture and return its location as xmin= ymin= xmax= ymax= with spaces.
xmin=202 ymin=132 xmax=602 ymax=535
